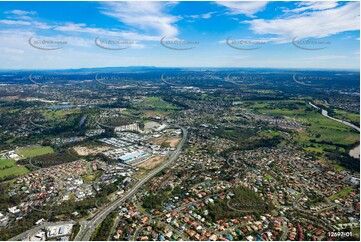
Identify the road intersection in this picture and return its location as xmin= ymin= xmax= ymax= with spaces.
xmin=75 ymin=126 xmax=187 ymax=241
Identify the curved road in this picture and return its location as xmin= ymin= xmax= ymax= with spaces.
xmin=75 ymin=126 xmax=187 ymax=241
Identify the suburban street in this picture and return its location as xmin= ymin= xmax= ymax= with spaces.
xmin=75 ymin=126 xmax=188 ymax=241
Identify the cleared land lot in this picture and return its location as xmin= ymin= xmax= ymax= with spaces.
xmin=136 ymin=156 xmax=166 ymax=170
xmin=144 ymin=121 xmax=160 ymax=129
xmin=73 ymin=145 xmax=112 ymax=156
xmin=151 ymin=137 xmax=181 ymax=147
xmin=16 ymin=146 xmax=54 ymax=158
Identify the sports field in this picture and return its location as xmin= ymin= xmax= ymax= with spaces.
xmin=0 ymin=159 xmax=29 ymax=179
xmin=16 ymin=146 xmax=54 ymax=158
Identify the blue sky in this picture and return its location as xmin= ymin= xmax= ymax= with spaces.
xmin=0 ymin=1 xmax=359 ymax=70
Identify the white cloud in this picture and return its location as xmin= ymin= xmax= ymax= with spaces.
xmin=200 ymin=12 xmax=215 ymax=19
xmin=32 ymin=21 xmax=52 ymax=29
xmin=216 ymin=1 xmax=268 ymax=17
xmin=0 ymin=30 xmax=34 ymax=60
xmin=100 ymin=2 xmax=180 ymax=37
xmin=0 ymin=20 xmax=31 ymax=25
xmin=5 ymin=9 xmax=36 ymax=16
xmin=0 ymin=7 xmax=162 ymax=50
xmin=4 ymin=9 xmax=37 ymax=20
xmin=54 ymin=22 xmax=159 ymax=41
xmin=285 ymin=2 xmax=339 ymax=13
xmin=0 ymin=29 xmax=145 ymax=69
xmin=187 ymin=12 xmax=216 ymax=20
xmin=244 ymin=1 xmax=360 ymax=42
xmin=0 ymin=19 xmax=52 ymax=29
xmin=218 ymin=37 xmax=279 ymax=44
xmin=1 ymin=9 xmax=50 ymax=29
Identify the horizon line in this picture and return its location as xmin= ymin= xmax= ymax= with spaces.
xmin=0 ymin=66 xmax=360 ymax=72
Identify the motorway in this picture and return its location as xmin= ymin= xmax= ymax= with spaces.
xmin=75 ymin=126 xmax=187 ymax=241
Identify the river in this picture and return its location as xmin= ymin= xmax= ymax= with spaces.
xmin=309 ymin=102 xmax=360 ymax=159
xmin=79 ymin=115 xmax=87 ymax=126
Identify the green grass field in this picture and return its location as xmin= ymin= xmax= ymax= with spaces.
xmin=31 ymin=108 xmax=81 ymax=129
xmin=130 ymin=109 xmax=173 ymax=118
xmin=0 ymin=159 xmax=29 ymax=179
xmin=133 ymin=97 xmax=178 ymax=110
xmin=17 ymin=146 xmax=54 ymax=158
xmin=40 ymin=108 xmax=79 ymax=120
xmin=248 ymin=100 xmax=359 ymax=154
xmin=329 ymin=186 xmax=353 ymax=201
xmin=264 ymin=173 xmax=273 ymax=180
xmin=83 ymin=174 xmax=96 ymax=183
xmin=332 ymin=109 xmax=360 ymax=125
xmin=295 ymin=112 xmax=359 ymax=146
xmin=0 ymin=158 xmax=15 ymax=168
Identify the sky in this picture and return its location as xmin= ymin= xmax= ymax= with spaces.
xmin=0 ymin=1 xmax=359 ymax=70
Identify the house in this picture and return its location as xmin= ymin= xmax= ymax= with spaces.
xmin=35 ymin=218 xmax=45 ymax=225
xmin=314 ymin=229 xmax=323 ymax=236
xmin=8 ymin=206 xmax=20 ymax=214
xmin=141 ymin=216 xmax=148 ymax=224
xmin=209 ymin=234 xmax=218 ymax=241
xmin=165 ymin=231 xmax=173 ymax=238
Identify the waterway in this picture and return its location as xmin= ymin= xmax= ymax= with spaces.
xmin=79 ymin=115 xmax=87 ymax=126
xmin=47 ymin=104 xmax=74 ymax=109
xmin=309 ymin=102 xmax=360 ymax=159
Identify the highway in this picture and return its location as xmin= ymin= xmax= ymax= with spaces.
xmin=75 ymin=126 xmax=187 ymax=241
